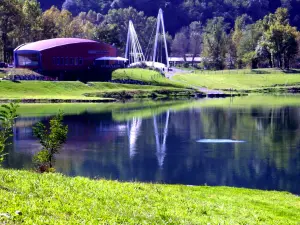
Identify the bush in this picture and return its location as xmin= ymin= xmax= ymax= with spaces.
xmin=0 ymin=102 xmax=18 ymax=165
xmin=33 ymin=112 xmax=68 ymax=173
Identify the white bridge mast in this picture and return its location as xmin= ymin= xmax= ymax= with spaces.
xmin=152 ymin=9 xmax=170 ymax=68
xmin=125 ymin=20 xmax=145 ymax=65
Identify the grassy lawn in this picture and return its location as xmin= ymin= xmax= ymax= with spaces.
xmin=0 ymin=169 xmax=299 ymax=224
xmin=0 ymin=68 xmax=195 ymax=100
xmin=173 ymin=68 xmax=300 ymax=91
xmin=0 ymin=80 xmax=191 ymax=100
xmin=0 ymin=81 xmax=102 ymax=100
xmin=113 ymin=68 xmax=188 ymax=88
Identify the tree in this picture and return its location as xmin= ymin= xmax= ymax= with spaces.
xmin=103 ymin=7 xmax=157 ymax=53
xmin=96 ymin=24 xmax=122 ymax=48
xmin=238 ymin=22 xmax=264 ymax=69
xmin=33 ymin=112 xmax=68 ymax=172
xmin=171 ymin=28 xmax=189 ymax=60
xmin=189 ymin=21 xmax=202 ymax=65
xmin=41 ymin=6 xmax=60 ymax=39
xmin=0 ymin=0 xmax=22 ymax=62
xmin=0 ymin=102 xmax=18 ymax=165
xmin=260 ymin=8 xmax=299 ymax=69
xmin=19 ymin=0 xmax=44 ymax=43
xmin=232 ymin=14 xmax=253 ymax=68
xmin=202 ymin=17 xmax=228 ymax=70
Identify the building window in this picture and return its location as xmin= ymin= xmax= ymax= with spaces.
xmin=60 ymin=57 xmax=64 ymax=65
xmin=56 ymin=57 xmax=60 ymax=65
xmin=70 ymin=58 xmax=74 ymax=65
xmin=74 ymin=57 xmax=78 ymax=65
xmin=65 ymin=57 xmax=68 ymax=66
xmin=53 ymin=57 xmax=56 ymax=65
xmin=78 ymin=58 xmax=83 ymax=65
xmin=17 ymin=53 xmax=40 ymax=66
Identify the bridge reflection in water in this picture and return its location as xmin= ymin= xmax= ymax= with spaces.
xmin=3 ymin=105 xmax=300 ymax=195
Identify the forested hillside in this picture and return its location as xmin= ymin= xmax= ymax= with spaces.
xmin=1 ymin=0 xmax=300 ymax=70
xmin=37 ymin=0 xmax=300 ymax=34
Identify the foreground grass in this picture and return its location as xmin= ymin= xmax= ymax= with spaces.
xmin=173 ymin=68 xmax=300 ymax=91
xmin=113 ymin=68 xmax=188 ymax=88
xmin=0 ymin=169 xmax=299 ymax=224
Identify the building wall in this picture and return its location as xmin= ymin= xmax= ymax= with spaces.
xmin=40 ymin=42 xmax=117 ymax=71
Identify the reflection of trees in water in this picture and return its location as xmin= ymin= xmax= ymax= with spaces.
xmin=183 ymin=106 xmax=300 ymax=193
xmin=5 ymin=106 xmax=300 ymax=194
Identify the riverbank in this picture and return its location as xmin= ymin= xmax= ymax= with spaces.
xmin=172 ymin=68 xmax=300 ymax=93
xmin=2 ymin=68 xmax=300 ymax=102
xmin=0 ymin=68 xmax=207 ymax=102
xmin=0 ymin=169 xmax=299 ymax=224
xmin=0 ymin=80 xmax=205 ymax=102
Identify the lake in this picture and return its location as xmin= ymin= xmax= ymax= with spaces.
xmin=3 ymin=95 xmax=300 ymax=195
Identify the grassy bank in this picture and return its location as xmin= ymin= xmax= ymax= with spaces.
xmin=173 ymin=68 xmax=300 ymax=92
xmin=112 ymin=68 xmax=188 ymax=88
xmin=0 ymin=68 xmax=200 ymax=101
xmin=0 ymin=80 xmax=198 ymax=101
xmin=0 ymin=169 xmax=299 ymax=224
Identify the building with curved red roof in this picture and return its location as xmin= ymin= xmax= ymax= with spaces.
xmin=14 ymin=38 xmax=117 ymax=80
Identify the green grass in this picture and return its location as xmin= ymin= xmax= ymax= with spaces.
xmin=0 ymin=80 xmax=192 ymax=100
xmin=0 ymin=169 xmax=299 ymax=224
xmin=173 ymin=68 xmax=300 ymax=91
xmin=0 ymin=81 xmax=101 ymax=100
xmin=112 ymin=68 xmax=188 ymax=88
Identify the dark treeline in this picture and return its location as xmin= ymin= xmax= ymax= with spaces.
xmin=1 ymin=0 xmax=300 ymax=69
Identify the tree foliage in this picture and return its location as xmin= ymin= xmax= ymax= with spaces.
xmin=33 ymin=112 xmax=68 ymax=172
xmin=0 ymin=102 xmax=19 ymax=165
xmin=202 ymin=17 xmax=229 ymax=70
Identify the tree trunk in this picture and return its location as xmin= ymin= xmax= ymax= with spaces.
xmin=1 ymin=33 xmax=8 ymax=63
xmin=251 ymin=58 xmax=258 ymax=69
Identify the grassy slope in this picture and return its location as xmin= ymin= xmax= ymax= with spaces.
xmin=0 ymin=68 xmax=193 ymax=100
xmin=0 ymin=81 xmax=184 ymax=100
xmin=112 ymin=68 xmax=188 ymax=88
xmin=173 ymin=69 xmax=300 ymax=91
xmin=0 ymin=169 xmax=299 ymax=225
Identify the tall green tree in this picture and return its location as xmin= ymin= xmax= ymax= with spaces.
xmin=259 ymin=8 xmax=298 ymax=69
xmin=103 ymin=7 xmax=157 ymax=53
xmin=18 ymin=0 xmax=44 ymax=43
xmin=202 ymin=17 xmax=228 ymax=70
xmin=0 ymin=0 xmax=22 ymax=62
xmin=238 ymin=22 xmax=264 ymax=69
xmin=189 ymin=21 xmax=202 ymax=65
xmin=232 ymin=14 xmax=253 ymax=68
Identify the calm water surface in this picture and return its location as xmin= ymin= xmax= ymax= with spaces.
xmin=4 ymin=97 xmax=300 ymax=194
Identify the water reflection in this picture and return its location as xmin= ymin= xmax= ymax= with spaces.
xmin=153 ymin=110 xmax=170 ymax=168
xmin=127 ymin=118 xmax=142 ymax=159
xmin=3 ymin=101 xmax=300 ymax=195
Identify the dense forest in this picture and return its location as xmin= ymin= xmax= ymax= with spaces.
xmin=1 ymin=0 xmax=300 ymax=69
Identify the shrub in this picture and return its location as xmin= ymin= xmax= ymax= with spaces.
xmin=0 ymin=102 xmax=19 ymax=165
xmin=33 ymin=112 xmax=68 ymax=173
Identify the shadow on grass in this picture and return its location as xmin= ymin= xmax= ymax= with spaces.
xmin=251 ymin=69 xmax=272 ymax=74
